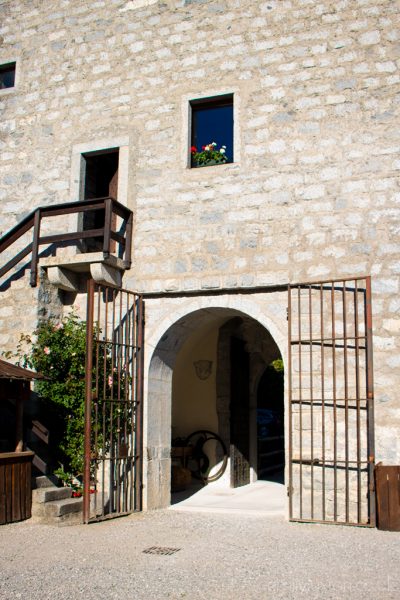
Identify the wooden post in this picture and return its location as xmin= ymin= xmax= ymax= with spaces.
xmin=15 ymin=381 xmax=29 ymax=452
xmin=15 ymin=396 xmax=24 ymax=452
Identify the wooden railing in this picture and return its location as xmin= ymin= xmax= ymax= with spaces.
xmin=0 ymin=197 xmax=133 ymax=287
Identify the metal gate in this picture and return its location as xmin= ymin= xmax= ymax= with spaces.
xmin=83 ymin=280 xmax=144 ymax=523
xmin=288 ymin=276 xmax=375 ymax=526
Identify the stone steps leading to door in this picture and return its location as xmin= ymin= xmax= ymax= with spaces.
xmin=31 ymin=476 xmax=83 ymax=525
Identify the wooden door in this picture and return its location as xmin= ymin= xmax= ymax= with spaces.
xmin=230 ymin=337 xmax=250 ymax=488
xmin=108 ymin=169 xmax=118 ymax=252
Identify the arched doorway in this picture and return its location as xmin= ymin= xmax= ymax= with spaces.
xmin=143 ymin=277 xmax=374 ymax=525
xmin=146 ymin=305 xmax=286 ymax=513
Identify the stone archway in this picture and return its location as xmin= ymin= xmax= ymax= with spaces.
xmin=144 ymin=297 xmax=287 ymax=511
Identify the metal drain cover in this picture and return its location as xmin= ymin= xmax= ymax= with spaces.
xmin=143 ymin=546 xmax=181 ymax=556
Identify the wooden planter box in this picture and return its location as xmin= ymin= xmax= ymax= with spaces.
xmin=0 ymin=451 xmax=34 ymax=525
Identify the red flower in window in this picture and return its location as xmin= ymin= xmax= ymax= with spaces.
xmin=191 ymin=141 xmax=229 ymax=167
xmin=190 ymin=146 xmax=197 ymax=154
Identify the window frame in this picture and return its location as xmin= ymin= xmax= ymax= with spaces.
xmin=0 ymin=60 xmax=17 ymax=95
xmin=70 ymin=137 xmax=130 ymax=207
xmin=70 ymin=138 xmax=130 ymax=255
xmin=188 ymin=92 xmax=236 ymax=169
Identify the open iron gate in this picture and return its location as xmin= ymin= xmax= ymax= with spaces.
xmin=288 ymin=276 xmax=375 ymax=526
xmin=83 ymin=280 xmax=144 ymax=523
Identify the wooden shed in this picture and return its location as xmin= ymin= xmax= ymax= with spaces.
xmin=0 ymin=358 xmax=43 ymax=525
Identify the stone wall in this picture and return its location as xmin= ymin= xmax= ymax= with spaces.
xmin=0 ymin=0 xmax=399 ymax=470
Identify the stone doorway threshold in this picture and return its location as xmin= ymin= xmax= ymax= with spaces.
xmin=169 ymin=479 xmax=286 ymax=517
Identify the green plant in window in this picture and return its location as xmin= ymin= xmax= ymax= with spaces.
xmin=191 ymin=141 xmax=228 ymax=167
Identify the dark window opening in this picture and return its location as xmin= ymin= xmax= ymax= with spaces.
xmin=0 ymin=62 xmax=16 ymax=90
xmin=190 ymin=94 xmax=233 ymax=167
xmin=81 ymin=149 xmax=119 ymax=252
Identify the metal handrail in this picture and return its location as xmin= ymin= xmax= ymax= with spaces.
xmin=0 ymin=197 xmax=133 ymax=287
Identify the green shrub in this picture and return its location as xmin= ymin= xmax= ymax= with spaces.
xmin=25 ymin=313 xmax=87 ymax=476
xmin=6 ymin=313 xmax=129 ymax=484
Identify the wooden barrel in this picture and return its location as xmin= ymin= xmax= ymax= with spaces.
xmin=0 ymin=451 xmax=34 ymax=525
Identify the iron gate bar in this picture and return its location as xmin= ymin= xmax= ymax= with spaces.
xmin=135 ymin=295 xmax=144 ymax=512
xmin=342 ymin=283 xmax=349 ymax=523
xmin=319 ymin=283 xmax=326 ymax=521
xmin=354 ymin=279 xmax=361 ymax=523
xmin=288 ymin=276 xmax=375 ymax=527
xmin=288 ymin=285 xmax=293 ymax=520
xmin=83 ymin=280 xmax=144 ymax=524
xmin=83 ymin=278 xmax=95 ymax=524
xmin=297 ymin=287 xmax=303 ymax=519
xmin=291 ymin=459 xmax=369 ymax=466
xmin=308 ymin=286 xmax=314 ymax=519
xmin=366 ymin=277 xmax=376 ymax=526
xmin=331 ymin=283 xmax=337 ymax=521
xmin=291 ymin=399 xmax=368 ymax=405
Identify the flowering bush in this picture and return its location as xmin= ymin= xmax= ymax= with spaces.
xmin=191 ymin=141 xmax=228 ymax=167
xmin=20 ymin=313 xmax=87 ymax=477
xmin=5 ymin=313 xmax=128 ymax=494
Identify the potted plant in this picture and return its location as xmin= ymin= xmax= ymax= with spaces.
xmin=191 ymin=141 xmax=228 ymax=167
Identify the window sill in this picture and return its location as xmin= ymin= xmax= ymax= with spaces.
xmin=0 ymin=87 xmax=16 ymax=97
xmin=188 ymin=161 xmax=238 ymax=171
xmin=191 ymin=160 xmax=233 ymax=169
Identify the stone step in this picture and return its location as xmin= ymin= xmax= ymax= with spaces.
xmin=31 ymin=496 xmax=83 ymax=525
xmin=33 ymin=475 xmax=59 ymax=489
xmin=33 ymin=486 xmax=72 ymax=503
xmin=44 ymin=496 xmax=83 ymax=518
xmin=31 ymin=489 xmax=103 ymax=525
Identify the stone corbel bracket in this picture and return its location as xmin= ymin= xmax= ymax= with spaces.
xmin=42 ymin=252 xmax=125 ymax=292
xmin=90 ymin=262 xmax=122 ymax=288
xmin=47 ymin=266 xmax=80 ymax=292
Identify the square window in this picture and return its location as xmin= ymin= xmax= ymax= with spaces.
xmin=190 ymin=94 xmax=233 ymax=168
xmin=0 ymin=62 xmax=16 ymax=90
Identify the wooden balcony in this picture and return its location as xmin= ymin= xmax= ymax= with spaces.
xmin=0 ymin=197 xmax=133 ymax=289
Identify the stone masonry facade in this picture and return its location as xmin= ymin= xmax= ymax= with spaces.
xmin=0 ymin=0 xmax=399 ymax=480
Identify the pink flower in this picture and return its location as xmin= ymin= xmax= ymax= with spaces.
xmin=44 ymin=347 xmax=51 ymax=355
xmin=108 ymin=375 xmax=113 ymax=388
xmin=54 ymin=323 xmax=63 ymax=330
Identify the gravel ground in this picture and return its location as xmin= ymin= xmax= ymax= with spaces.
xmin=0 ymin=510 xmax=399 ymax=600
